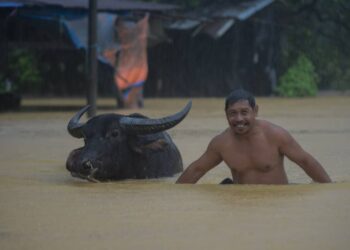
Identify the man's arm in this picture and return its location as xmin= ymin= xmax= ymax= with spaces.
xmin=278 ymin=128 xmax=331 ymax=183
xmin=176 ymin=140 xmax=223 ymax=184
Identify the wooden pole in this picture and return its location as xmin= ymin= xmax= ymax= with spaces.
xmin=87 ymin=0 xmax=98 ymax=117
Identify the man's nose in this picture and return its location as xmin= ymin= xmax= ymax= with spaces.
xmin=236 ymin=114 xmax=243 ymax=121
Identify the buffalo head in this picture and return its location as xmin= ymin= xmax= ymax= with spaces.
xmin=66 ymin=102 xmax=191 ymax=182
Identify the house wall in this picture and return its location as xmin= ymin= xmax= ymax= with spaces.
xmin=145 ymin=6 xmax=278 ymax=97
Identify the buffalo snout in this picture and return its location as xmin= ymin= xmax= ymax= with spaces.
xmin=66 ymin=147 xmax=103 ymax=180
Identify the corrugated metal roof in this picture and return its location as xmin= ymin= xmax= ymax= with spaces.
xmin=167 ymin=19 xmax=200 ymax=30
xmin=1 ymin=0 xmax=275 ymax=40
xmin=0 ymin=0 xmax=179 ymax=11
xmin=166 ymin=0 xmax=274 ymax=39
xmin=0 ymin=3 xmax=22 ymax=7
xmin=0 ymin=0 xmax=36 ymax=7
xmin=213 ymin=0 xmax=274 ymax=20
xmin=193 ymin=19 xmax=235 ymax=39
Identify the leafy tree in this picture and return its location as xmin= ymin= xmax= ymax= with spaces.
xmin=277 ymin=54 xmax=318 ymax=97
xmin=278 ymin=0 xmax=350 ymax=91
xmin=7 ymin=49 xmax=43 ymax=94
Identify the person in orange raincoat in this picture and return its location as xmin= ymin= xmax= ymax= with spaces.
xmin=114 ymin=14 xmax=149 ymax=108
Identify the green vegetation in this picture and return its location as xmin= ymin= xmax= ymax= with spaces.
xmin=279 ymin=0 xmax=350 ymax=94
xmin=7 ymin=49 xmax=43 ymax=94
xmin=277 ymin=55 xmax=318 ymax=97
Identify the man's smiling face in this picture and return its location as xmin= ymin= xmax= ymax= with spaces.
xmin=225 ymin=100 xmax=258 ymax=135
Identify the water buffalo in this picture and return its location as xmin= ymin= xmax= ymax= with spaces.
xmin=66 ymin=102 xmax=191 ymax=182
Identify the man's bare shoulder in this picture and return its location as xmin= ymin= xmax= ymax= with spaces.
xmin=258 ymin=119 xmax=291 ymax=141
xmin=209 ymin=129 xmax=231 ymax=149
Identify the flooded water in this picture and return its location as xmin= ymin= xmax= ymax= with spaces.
xmin=1 ymin=96 xmax=350 ymax=250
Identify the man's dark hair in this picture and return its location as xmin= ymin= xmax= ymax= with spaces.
xmin=225 ymin=89 xmax=256 ymax=110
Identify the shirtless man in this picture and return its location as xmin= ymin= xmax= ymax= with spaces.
xmin=176 ymin=89 xmax=331 ymax=184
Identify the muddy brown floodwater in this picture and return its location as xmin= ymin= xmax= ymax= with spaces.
xmin=1 ymin=96 xmax=350 ymax=250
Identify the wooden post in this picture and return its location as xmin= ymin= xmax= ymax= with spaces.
xmin=87 ymin=0 xmax=98 ymax=117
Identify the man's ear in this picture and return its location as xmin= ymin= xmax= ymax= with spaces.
xmin=254 ymin=105 xmax=259 ymax=115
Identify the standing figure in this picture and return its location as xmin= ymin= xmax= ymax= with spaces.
xmin=115 ymin=14 xmax=149 ymax=108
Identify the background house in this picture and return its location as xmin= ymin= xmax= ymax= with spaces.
xmin=0 ymin=0 xmax=177 ymax=99
xmin=145 ymin=0 xmax=278 ymax=97
xmin=0 ymin=0 xmax=278 ymax=99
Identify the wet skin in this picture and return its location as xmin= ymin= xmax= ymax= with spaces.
xmin=176 ymin=100 xmax=331 ymax=184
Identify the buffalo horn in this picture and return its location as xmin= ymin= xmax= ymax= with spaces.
xmin=120 ymin=101 xmax=192 ymax=135
xmin=67 ymin=105 xmax=90 ymax=138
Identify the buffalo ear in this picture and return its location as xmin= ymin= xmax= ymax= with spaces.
xmin=143 ymin=139 xmax=168 ymax=150
xmin=129 ymin=138 xmax=168 ymax=154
